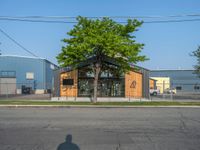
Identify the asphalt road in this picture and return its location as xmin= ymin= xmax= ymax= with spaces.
xmin=0 ymin=107 xmax=200 ymax=150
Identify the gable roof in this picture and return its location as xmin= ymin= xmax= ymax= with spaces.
xmin=57 ymin=55 xmax=148 ymax=73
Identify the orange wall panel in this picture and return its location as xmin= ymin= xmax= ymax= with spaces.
xmin=149 ymin=79 xmax=155 ymax=89
xmin=125 ymin=71 xmax=143 ymax=98
xmin=60 ymin=70 xmax=78 ymax=97
xmin=60 ymin=69 xmax=143 ymax=98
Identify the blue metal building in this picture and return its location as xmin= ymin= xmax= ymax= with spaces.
xmin=150 ymin=70 xmax=200 ymax=93
xmin=0 ymin=55 xmax=58 ymax=94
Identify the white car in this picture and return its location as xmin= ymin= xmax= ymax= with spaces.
xmin=150 ymin=89 xmax=160 ymax=96
xmin=164 ymin=88 xmax=176 ymax=94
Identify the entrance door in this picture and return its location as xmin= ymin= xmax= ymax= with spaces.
xmin=111 ymin=81 xmax=121 ymax=96
xmin=98 ymin=79 xmax=124 ymax=97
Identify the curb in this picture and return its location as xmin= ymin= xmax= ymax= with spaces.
xmin=0 ymin=105 xmax=200 ymax=108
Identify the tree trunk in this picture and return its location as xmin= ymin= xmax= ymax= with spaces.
xmin=93 ymin=63 xmax=101 ymax=103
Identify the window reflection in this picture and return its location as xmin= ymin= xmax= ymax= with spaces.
xmin=78 ymin=65 xmax=125 ymax=97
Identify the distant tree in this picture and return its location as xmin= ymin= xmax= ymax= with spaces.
xmin=57 ymin=16 xmax=147 ymax=103
xmin=191 ymin=46 xmax=200 ymax=78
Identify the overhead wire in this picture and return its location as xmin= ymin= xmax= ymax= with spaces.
xmin=1 ymin=13 xmax=200 ymax=19
xmin=0 ymin=18 xmax=200 ymax=24
xmin=0 ymin=18 xmax=76 ymax=24
xmin=0 ymin=13 xmax=200 ymax=57
xmin=1 ymin=13 xmax=200 ymax=24
xmin=0 ymin=28 xmax=38 ymax=57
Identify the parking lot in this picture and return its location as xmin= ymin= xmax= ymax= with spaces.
xmin=150 ymin=92 xmax=200 ymax=101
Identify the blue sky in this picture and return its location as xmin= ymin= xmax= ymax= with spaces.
xmin=0 ymin=0 xmax=200 ymax=70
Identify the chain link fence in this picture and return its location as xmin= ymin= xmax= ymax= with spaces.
xmin=1 ymin=81 xmax=200 ymax=101
xmin=149 ymin=82 xmax=200 ymax=101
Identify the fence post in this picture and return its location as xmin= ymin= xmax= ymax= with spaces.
xmin=162 ymin=93 xmax=165 ymax=100
xmin=170 ymin=91 xmax=173 ymax=101
xmin=6 ymin=82 xmax=8 ymax=99
xmin=149 ymin=93 xmax=152 ymax=101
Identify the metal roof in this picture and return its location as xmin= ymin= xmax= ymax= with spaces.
xmin=151 ymin=69 xmax=194 ymax=72
xmin=0 ymin=55 xmax=58 ymax=67
xmin=0 ymin=55 xmax=45 ymax=60
xmin=56 ymin=55 xmax=149 ymax=73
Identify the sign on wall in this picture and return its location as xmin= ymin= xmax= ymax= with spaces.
xmin=50 ymin=64 xmax=55 ymax=70
xmin=130 ymin=80 xmax=136 ymax=88
xmin=26 ymin=72 xmax=34 ymax=80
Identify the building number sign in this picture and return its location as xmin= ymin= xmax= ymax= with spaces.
xmin=130 ymin=80 xmax=136 ymax=88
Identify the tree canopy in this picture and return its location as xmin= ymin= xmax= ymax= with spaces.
xmin=57 ymin=16 xmax=147 ymax=71
xmin=191 ymin=46 xmax=200 ymax=78
xmin=57 ymin=16 xmax=147 ymax=102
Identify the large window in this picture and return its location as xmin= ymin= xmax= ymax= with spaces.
xmin=194 ymin=85 xmax=200 ymax=90
xmin=78 ymin=79 xmax=94 ymax=96
xmin=63 ymin=79 xmax=74 ymax=85
xmin=0 ymin=71 xmax=16 ymax=78
xmin=176 ymin=86 xmax=182 ymax=90
xmin=97 ymin=79 xmax=125 ymax=97
xmin=78 ymin=66 xmax=125 ymax=97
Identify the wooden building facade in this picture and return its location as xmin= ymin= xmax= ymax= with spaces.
xmin=53 ymin=57 xmax=150 ymax=99
xmin=149 ymin=78 xmax=157 ymax=89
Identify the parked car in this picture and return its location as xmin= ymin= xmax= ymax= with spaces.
xmin=163 ymin=88 xmax=176 ymax=94
xmin=150 ymin=88 xmax=160 ymax=96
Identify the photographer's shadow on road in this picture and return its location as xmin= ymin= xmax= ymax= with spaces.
xmin=57 ymin=134 xmax=80 ymax=150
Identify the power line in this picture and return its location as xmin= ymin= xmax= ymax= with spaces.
xmin=1 ymin=17 xmax=200 ymax=24
xmin=1 ymin=13 xmax=200 ymax=19
xmin=0 ymin=28 xmax=38 ymax=57
xmin=144 ymin=18 xmax=200 ymax=23
xmin=0 ymin=18 xmax=77 ymax=24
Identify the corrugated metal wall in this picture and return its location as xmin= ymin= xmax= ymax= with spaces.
xmin=53 ymin=69 xmax=60 ymax=97
xmin=150 ymin=70 xmax=200 ymax=92
xmin=0 ymin=56 xmax=57 ymax=92
xmin=141 ymin=68 xmax=150 ymax=99
xmin=45 ymin=60 xmax=58 ymax=91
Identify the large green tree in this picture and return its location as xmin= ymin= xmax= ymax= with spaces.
xmin=191 ymin=46 xmax=200 ymax=77
xmin=57 ymin=16 xmax=147 ymax=102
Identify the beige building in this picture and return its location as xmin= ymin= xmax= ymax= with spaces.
xmin=0 ymin=78 xmax=16 ymax=95
xmin=150 ymin=77 xmax=170 ymax=93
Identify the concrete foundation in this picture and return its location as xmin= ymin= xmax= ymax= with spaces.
xmin=51 ymin=97 xmax=146 ymax=102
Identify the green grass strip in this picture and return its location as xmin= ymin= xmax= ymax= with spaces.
xmin=0 ymin=100 xmax=200 ymax=106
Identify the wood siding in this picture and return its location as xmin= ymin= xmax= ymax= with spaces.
xmin=60 ymin=70 xmax=78 ymax=97
xmin=60 ymin=69 xmax=143 ymax=98
xmin=125 ymin=71 xmax=143 ymax=98
xmin=149 ymin=79 xmax=155 ymax=89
